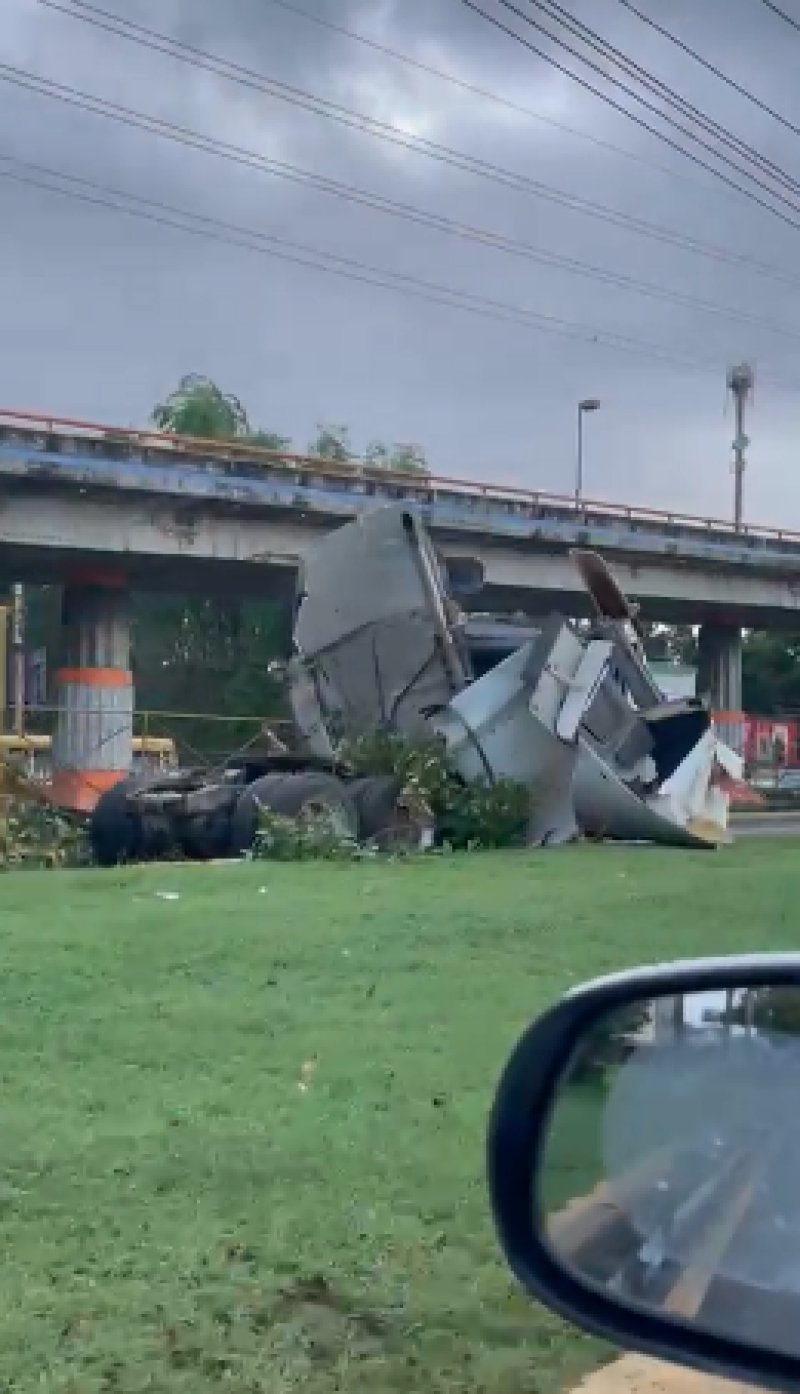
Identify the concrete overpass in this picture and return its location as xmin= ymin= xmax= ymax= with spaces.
xmin=2 ymin=408 xmax=798 ymax=801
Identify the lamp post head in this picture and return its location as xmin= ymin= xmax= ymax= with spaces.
xmin=579 ymin=397 xmax=601 ymax=413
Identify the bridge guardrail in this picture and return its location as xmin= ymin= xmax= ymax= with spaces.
xmin=2 ymin=406 xmax=799 ymax=549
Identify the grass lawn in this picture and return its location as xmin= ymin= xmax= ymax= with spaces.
xmin=0 ymin=837 xmax=798 ymax=1392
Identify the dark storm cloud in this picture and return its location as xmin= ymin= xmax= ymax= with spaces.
xmin=1 ymin=0 xmax=800 ymax=523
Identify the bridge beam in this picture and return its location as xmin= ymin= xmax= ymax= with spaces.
xmin=697 ymin=621 xmax=743 ymax=710
xmin=50 ymin=573 xmax=133 ymax=812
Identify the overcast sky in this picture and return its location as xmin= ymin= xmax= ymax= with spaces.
xmin=3 ymin=0 xmax=800 ymax=523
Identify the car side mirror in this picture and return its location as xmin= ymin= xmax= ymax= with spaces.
xmin=487 ymin=954 xmax=800 ymax=1393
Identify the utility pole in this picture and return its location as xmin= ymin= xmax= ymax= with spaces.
xmin=576 ymin=397 xmax=601 ymax=505
xmin=726 ymin=362 xmax=754 ymax=531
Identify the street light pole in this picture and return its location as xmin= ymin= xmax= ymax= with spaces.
xmin=576 ymin=397 xmax=601 ymax=505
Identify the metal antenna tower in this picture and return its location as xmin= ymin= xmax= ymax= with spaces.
xmin=726 ymin=362 xmax=754 ymax=531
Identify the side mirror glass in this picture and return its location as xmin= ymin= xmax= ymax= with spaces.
xmin=488 ymin=958 xmax=800 ymax=1391
xmin=546 ymin=986 xmax=800 ymax=1349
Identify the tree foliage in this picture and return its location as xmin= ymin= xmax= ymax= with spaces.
xmin=129 ymin=594 xmax=286 ymax=757
xmin=639 ymin=622 xmax=698 ymax=667
xmin=366 ymin=440 xmax=429 ymax=475
xmin=723 ymin=986 xmax=800 ymax=1038
xmin=151 ymin=374 xmax=251 ymax=440
xmin=742 ymin=631 xmax=800 ymax=715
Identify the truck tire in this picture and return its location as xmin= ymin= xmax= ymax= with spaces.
xmin=228 ymin=773 xmax=289 ymax=856
xmin=268 ymin=772 xmax=359 ymax=838
xmin=180 ymin=812 xmax=232 ymax=862
xmin=350 ymin=775 xmax=404 ymax=840
xmin=89 ymin=776 xmax=144 ymax=867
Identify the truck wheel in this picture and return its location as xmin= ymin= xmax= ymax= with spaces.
xmin=181 ymin=812 xmax=232 ymax=862
xmin=228 ymin=773 xmax=289 ymax=856
xmin=350 ymin=775 xmax=403 ymax=840
xmin=89 ymin=776 xmax=143 ymax=867
xmin=268 ymin=772 xmax=359 ymax=838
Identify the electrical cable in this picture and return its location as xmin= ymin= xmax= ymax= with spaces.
xmin=51 ymin=0 xmax=800 ymax=224
xmin=614 ymin=0 xmax=800 ymax=142
xmin=519 ymin=0 xmax=800 ymax=196
xmin=259 ymin=0 xmax=734 ymax=201
xmin=465 ymin=0 xmax=800 ymax=220
xmin=19 ymin=7 xmax=800 ymax=287
xmin=759 ymin=0 xmax=800 ymax=37
xmin=2 ymin=74 xmax=800 ymax=341
xmin=465 ymin=0 xmax=800 ymax=237
xmin=4 ymin=151 xmax=797 ymax=386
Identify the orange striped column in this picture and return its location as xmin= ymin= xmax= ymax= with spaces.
xmin=50 ymin=573 xmax=133 ymax=813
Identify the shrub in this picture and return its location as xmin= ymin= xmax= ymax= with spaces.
xmin=0 ymin=796 xmax=90 ymax=871
xmin=341 ymin=731 xmax=533 ymax=850
xmin=251 ymin=804 xmax=364 ymax=862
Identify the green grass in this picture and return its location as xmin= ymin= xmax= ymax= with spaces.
xmin=0 ymin=838 xmax=798 ymax=1392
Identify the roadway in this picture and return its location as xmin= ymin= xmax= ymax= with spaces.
xmin=730 ymin=811 xmax=800 ymax=837
xmin=547 ymin=1082 xmax=800 ymax=1357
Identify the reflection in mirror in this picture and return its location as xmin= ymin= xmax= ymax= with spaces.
xmin=540 ymin=985 xmax=800 ymax=1357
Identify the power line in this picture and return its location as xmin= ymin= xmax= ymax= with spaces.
xmin=759 ymin=0 xmax=800 ymax=36
xmin=260 ymin=0 xmax=734 ymax=201
xmin=464 ymin=1 xmax=800 ymax=239
xmin=521 ymin=0 xmax=800 ymax=197
xmin=21 ymin=8 xmax=800 ymax=289
xmin=614 ymin=0 xmax=800 ymax=141
xmin=6 ymin=152 xmax=787 ymax=381
xmin=4 ymin=68 xmax=800 ymax=343
xmin=56 ymin=0 xmax=800 ymax=223
xmin=467 ymin=0 xmax=800 ymax=218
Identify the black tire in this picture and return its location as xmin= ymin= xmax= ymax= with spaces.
xmin=267 ymin=772 xmax=359 ymax=838
xmin=89 ymin=776 xmax=144 ymax=867
xmin=228 ymin=773 xmax=289 ymax=856
xmin=350 ymin=775 xmax=403 ymax=841
xmin=180 ymin=812 xmax=232 ymax=862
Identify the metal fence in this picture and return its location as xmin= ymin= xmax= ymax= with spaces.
xmin=0 ymin=705 xmax=295 ymax=776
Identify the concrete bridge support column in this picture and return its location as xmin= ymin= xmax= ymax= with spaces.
xmin=697 ymin=621 xmax=744 ymax=754
xmin=51 ymin=574 xmax=133 ymax=812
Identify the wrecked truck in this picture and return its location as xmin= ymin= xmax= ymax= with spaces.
xmin=88 ymin=502 xmax=741 ymax=866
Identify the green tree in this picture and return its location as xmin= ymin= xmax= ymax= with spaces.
xmin=248 ymin=430 xmax=292 ymax=454
xmin=151 ymin=374 xmax=251 ymax=439
xmin=723 ymin=986 xmax=800 ymax=1037
xmin=364 ymin=439 xmax=391 ymax=469
xmin=640 ymin=623 xmax=698 ymax=666
xmin=742 ymin=631 xmax=800 ymax=715
xmin=310 ymin=423 xmax=352 ymax=464
xmin=130 ymin=594 xmax=287 ymax=758
xmin=365 ymin=439 xmax=430 ymax=475
xmin=389 ymin=442 xmax=429 ymax=475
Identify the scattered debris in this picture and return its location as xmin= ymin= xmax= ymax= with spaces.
xmin=0 ymin=758 xmax=89 ymax=870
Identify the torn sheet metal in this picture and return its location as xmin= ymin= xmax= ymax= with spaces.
xmin=431 ymin=617 xmax=612 ymax=845
xmin=292 ymin=504 xmax=469 ymax=743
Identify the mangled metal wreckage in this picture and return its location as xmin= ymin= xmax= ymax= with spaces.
xmin=288 ymin=504 xmax=740 ymax=850
xmin=89 ymin=503 xmax=741 ymax=864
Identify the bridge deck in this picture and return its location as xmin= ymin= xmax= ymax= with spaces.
xmin=2 ymin=409 xmax=800 ymax=574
